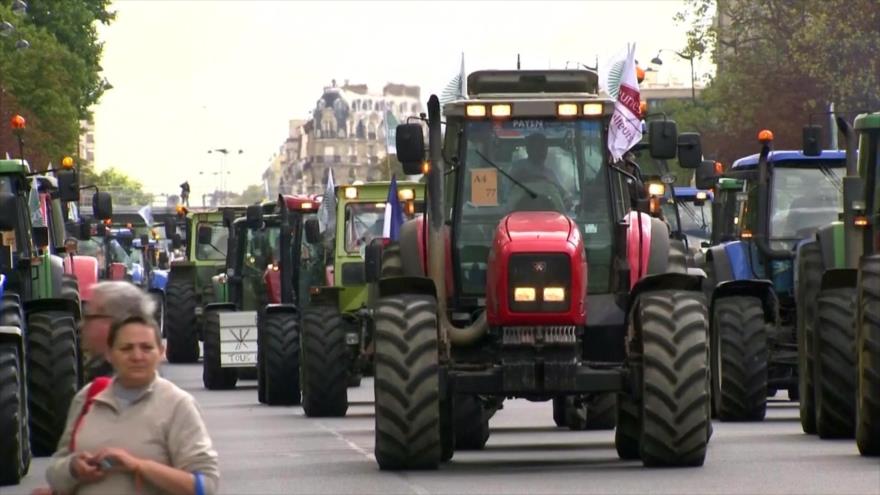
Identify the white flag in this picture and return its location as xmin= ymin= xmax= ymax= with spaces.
xmin=138 ymin=205 xmax=154 ymax=226
xmin=317 ymin=168 xmax=336 ymax=234
xmin=607 ymin=43 xmax=643 ymax=162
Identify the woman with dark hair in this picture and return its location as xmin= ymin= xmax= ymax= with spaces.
xmin=45 ymin=316 xmax=219 ymax=495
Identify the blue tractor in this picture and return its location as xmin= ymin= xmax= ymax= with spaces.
xmin=699 ymin=132 xmax=844 ymax=421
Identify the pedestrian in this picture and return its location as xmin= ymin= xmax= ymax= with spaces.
xmin=180 ymin=181 xmax=191 ymax=207
xmin=45 ymin=315 xmax=220 ymax=495
xmin=64 ymin=237 xmax=78 ymax=256
xmin=81 ymin=281 xmax=157 ymax=382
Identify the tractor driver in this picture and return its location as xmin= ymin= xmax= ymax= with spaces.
xmin=508 ymin=133 xmax=569 ymax=212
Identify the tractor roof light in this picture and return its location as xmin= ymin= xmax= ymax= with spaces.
xmin=422 ymin=161 xmax=430 ymax=174
xmin=398 ymin=188 xmax=414 ymax=201
xmin=466 ymin=104 xmax=487 ymax=118
xmin=490 ymin=104 xmax=511 ymax=118
xmin=10 ymin=114 xmax=26 ymax=130
xmin=583 ymin=103 xmax=603 ymax=116
xmin=344 ymin=187 xmax=358 ymax=199
xmin=647 ymin=182 xmax=665 ymax=197
xmin=61 ymin=156 xmax=75 ymax=169
xmin=556 ymin=103 xmax=578 ymax=117
xmin=714 ymin=161 xmax=724 ymax=174
xmin=758 ymin=129 xmax=774 ymax=143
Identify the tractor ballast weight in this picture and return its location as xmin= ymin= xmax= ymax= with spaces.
xmin=373 ymin=70 xmax=711 ymax=470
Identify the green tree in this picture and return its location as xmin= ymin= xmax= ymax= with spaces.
xmin=239 ymin=184 xmax=265 ymax=204
xmin=80 ymin=165 xmax=152 ymax=207
xmin=675 ymin=0 xmax=880 ymax=164
xmin=0 ymin=0 xmax=114 ymax=170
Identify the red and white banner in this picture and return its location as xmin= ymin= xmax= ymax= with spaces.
xmin=607 ymin=43 xmax=643 ymax=162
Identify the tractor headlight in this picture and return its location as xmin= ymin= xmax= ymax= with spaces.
xmin=543 ymin=287 xmax=565 ymax=302
xmin=514 ymin=287 xmax=536 ymax=302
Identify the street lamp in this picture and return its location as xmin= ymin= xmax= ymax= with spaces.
xmin=206 ymin=148 xmax=242 ymax=205
xmin=651 ymin=49 xmax=696 ymax=103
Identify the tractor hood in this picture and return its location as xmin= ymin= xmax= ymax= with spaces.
xmin=501 ymin=212 xmax=576 ymax=246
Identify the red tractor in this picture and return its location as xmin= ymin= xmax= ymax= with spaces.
xmin=369 ymin=70 xmax=710 ymax=469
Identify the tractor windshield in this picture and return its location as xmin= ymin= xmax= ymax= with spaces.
xmin=667 ymin=196 xmax=712 ymax=247
xmin=770 ymin=163 xmax=842 ymax=241
xmin=196 ymin=222 xmax=229 ymax=260
xmin=457 ymin=118 xmax=613 ymax=295
xmin=344 ymin=201 xmax=420 ymax=253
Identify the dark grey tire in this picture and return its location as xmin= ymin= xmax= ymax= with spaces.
xmin=302 ymin=306 xmax=348 ymax=417
xmin=639 ymin=290 xmax=709 ymax=467
xmin=374 ymin=294 xmax=441 ymax=470
xmin=26 ymin=311 xmax=78 ymax=456
xmin=668 ymin=239 xmax=688 ymax=274
xmin=380 ymin=243 xmax=404 ymax=278
xmin=60 ymin=275 xmax=80 ymax=309
xmin=552 ymin=397 xmax=567 ymax=427
xmin=0 ymin=343 xmax=28 ymax=485
xmin=202 ymin=310 xmax=238 ymax=390
xmin=151 ymin=292 xmax=165 ymax=338
xmin=615 ymin=393 xmax=641 ymax=460
xmin=453 ymin=395 xmax=489 ymax=450
xmin=813 ymin=288 xmax=857 ymax=438
xmin=260 ymin=311 xmax=301 ymax=405
xmin=796 ymin=241 xmax=822 ymax=434
xmin=856 ymin=256 xmax=880 ymax=456
xmin=585 ymin=393 xmax=617 ymax=430
xmin=165 ymin=278 xmax=199 ymax=363
xmin=712 ymin=296 xmax=768 ymax=421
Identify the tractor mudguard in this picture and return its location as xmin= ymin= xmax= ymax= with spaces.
xmin=819 ymin=268 xmax=858 ymax=291
xmin=705 ymin=245 xmax=735 ymax=285
xmin=309 ymin=286 xmax=343 ymax=306
xmin=205 ymin=302 xmax=236 ymax=313
xmin=815 ymin=222 xmax=845 ymax=271
xmin=721 ymin=241 xmax=755 ymax=281
xmin=711 ymin=279 xmax=777 ymax=323
xmin=378 ymin=276 xmax=437 ymax=300
xmin=49 ymin=254 xmax=64 ymax=297
xmin=0 ymin=325 xmax=24 ymax=362
xmin=627 ymin=272 xmax=704 ymax=313
xmin=23 ymin=297 xmax=81 ymax=320
xmin=264 ymin=303 xmax=298 ymax=316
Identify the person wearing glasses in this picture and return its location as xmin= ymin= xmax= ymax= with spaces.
xmin=81 ymin=281 xmax=158 ymax=382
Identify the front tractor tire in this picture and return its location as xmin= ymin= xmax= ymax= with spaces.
xmin=453 ymin=395 xmax=489 ymax=450
xmin=164 ymin=278 xmax=199 ymax=363
xmin=856 ymin=257 xmax=880 ymax=456
xmin=637 ymin=290 xmax=710 ymax=467
xmin=711 ymin=296 xmax=769 ymax=421
xmin=202 ymin=310 xmax=238 ymax=390
xmin=26 ymin=311 xmax=79 ymax=456
xmin=259 ymin=311 xmax=301 ymax=406
xmin=813 ymin=288 xmax=857 ymax=439
xmin=0 ymin=343 xmax=28 ymax=485
xmin=796 ymin=241 xmax=822 ymax=434
xmin=301 ymin=305 xmax=349 ymax=417
xmin=373 ymin=294 xmax=442 ymax=470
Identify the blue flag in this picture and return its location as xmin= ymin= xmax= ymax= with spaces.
xmin=382 ymin=175 xmax=404 ymax=241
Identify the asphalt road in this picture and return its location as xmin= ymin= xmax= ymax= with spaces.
xmin=11 ymin=363 xmax=880 ymax=495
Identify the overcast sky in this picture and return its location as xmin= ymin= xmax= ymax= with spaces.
xmin=93 ymin=0 xmax=709 ymax=202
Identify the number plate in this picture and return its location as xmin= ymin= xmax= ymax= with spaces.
xmin=219 ymin=326 xmax=257 ymax=368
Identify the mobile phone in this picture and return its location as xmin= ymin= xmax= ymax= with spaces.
xmin=99 ymin=457 xmax=116 ymax=470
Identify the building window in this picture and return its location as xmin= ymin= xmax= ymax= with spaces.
xmin=324 ymin=146 xmax=335 ymax=156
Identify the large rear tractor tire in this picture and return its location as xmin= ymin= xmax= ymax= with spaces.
xmin=164 ymin=278 xmax=199 ymax=363
xmin=374 ymin=294 xmax=441 ymax=470
xmin=202 ymin=310 xmax=238 ymax=390
xmin=0 ymin=343 xmax=29 ymax=485
xmin=856 ymin=257 xmax=880 ymax=456
xmin=796 ymin=241 xmax=822 ymax=434
xmin=260 ymin=311 xmax=301 ymax=406
xmin=585 ymin=393 xmax=617 ymax=430
xmin=301 ymin=306 xmax=349 ymax=417
xmin=26 ymin=311 xmax=78 ymax=456
xmin=813 ymin=288 xmax=857 ymax=439
xmin=453 ymin=395 xmax=489 ymax=450
xmin=638 ymin=290 xmax=709 ymax=467
xmin=711 ymin=296 xmax=768 ymax=421
xmin=380 ymin=243 xmax=404 ymax=278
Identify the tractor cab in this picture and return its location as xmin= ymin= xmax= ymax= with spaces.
xmin=669 ymin=186 xmax=713 ymax=250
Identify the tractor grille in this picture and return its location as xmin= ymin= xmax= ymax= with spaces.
xmin=507 ymin=253 xmax=571 ymax=312
xmin=502 ymin=326 xmax=577 ymax=346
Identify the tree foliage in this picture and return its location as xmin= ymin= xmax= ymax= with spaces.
xmin=0 ymin=0 xmax=114 ymax=169
xmin=239 ymin=184 xmax=265 ymax=204
xmin=673 ymin=0 xmax=880 ymax=164
xmin=80 ymin=165 xmax=152 ymax=207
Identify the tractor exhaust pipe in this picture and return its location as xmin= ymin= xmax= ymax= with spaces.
xmin=425 ymin=95 xmax=488 ymax=348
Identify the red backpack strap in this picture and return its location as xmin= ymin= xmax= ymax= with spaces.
xmin=69 ymin=377 xmax=111 ymax=451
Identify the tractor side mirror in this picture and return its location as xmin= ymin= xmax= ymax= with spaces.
xmin=163 ymin=218 xmax=176 ymax=239
xmin=78 ymin=220 xmax=92 ymax=241
xmin=32 ymin=226 xmax=49 ymax=249
xmin=647 ymin=120 xmax=678 ymax=160
xmin=0 ymin=193 xmax=17 ymax=230
xmin=396 ymin=124 xmax=425 ymax=175
xmin=222 ymin=208 xmax=237 ymax=227
xmin=694 ymin=160 xmax=719 ymax=190
xmin=677 ymin=133 xmax=703 ymax=169
xmin=803 ymin=125 xmax=822 ymax=156
xmin=56 ymin=169 xmax=80 ymax=202
xmin=197 ymin=224 xmax=213 ymax=245
xmin=305 ymin=218 xmax=321 ymax=244
xmin=246 ymin=204 xmax=263 ymax=229
xmin=92 ymin=192 xmax=113 ymax=220
xmin=364 ymin=238 xmax=386 ymax=283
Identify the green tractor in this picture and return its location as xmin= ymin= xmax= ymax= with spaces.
xmin=794 ymin=112 xmax=880 ymax=454
xmin=0 ymin=156 xmax=112 ymax=485
xmin=162 ymin=206 xmax=245 ymax=363
xmin=202 ymin=195 xmax=324 ymax=399
xmin=299 ymin=180 xmax=424 ymax=417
